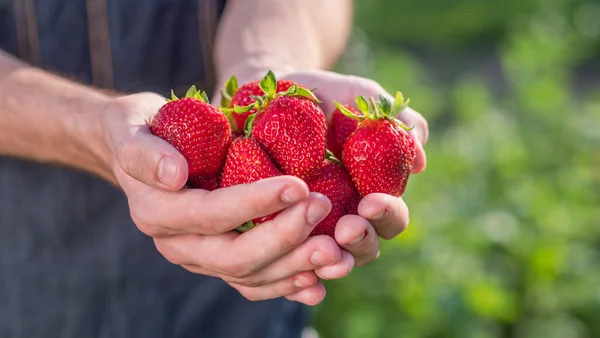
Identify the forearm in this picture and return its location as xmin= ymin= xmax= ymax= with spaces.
xmin=214 ymin=0 xmax=353 ymax=84
xmin=0 ymin=50 xmax=114 ymax=183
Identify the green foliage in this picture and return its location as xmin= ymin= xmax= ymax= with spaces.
xmin=312 ymin=0 xmax=600 ymax=337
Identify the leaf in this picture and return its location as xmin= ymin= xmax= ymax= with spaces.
xmin=291 ymin=86 xmax=322 ymax=103
xmin=185 ymin=85 xmax=198 ymax=98
xmin=379 ymin=94 xmax=392 ymax=115
xmin=259 ymin=70 xmax=277 ymax=97
xmin=199 ymin=91 xmax=210 ymax=103
xmin=225 ymin=75 xmax=238 ymax=97
xmin=356 ymin=96 xmax=370 ymax=117
xmin=168 ymin=90 xmax=178 ymax=102
xmin=244 ymin=113 xmax=257 ymax=136
xmin=325 ymin=149 xmax=341 ymax=164
xmin=334 ymin=101 xmax=362 ymax=120
xmin=220 ymin=90 xmax=231 ymax=108
xmin=233 ymin=104 xmax=255 ymax=114
xmin=390 ymin=91 xmax=409 ymax=117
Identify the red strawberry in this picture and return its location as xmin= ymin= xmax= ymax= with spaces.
xmin=305 ymin=153 xmax=360 ymax=238
xmin=340 ymin=93 xmax=417 ymax=197
xmin=149 ymin=86 xmax=232 ymax=190
xmin=219 ymin=75 xmax=302 ymax=132
xmin=221 ymin=128 xmax=284 ymax=231
xmin=237 ymin=71 xmax=326 ymax=180
xmin=326 ymin=104 xmax=362 ymax=159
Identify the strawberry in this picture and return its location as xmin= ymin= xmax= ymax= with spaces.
xmin=234 ymin=71 xmax=326 ymax=180
xmin=339 ymin=93 xmax=417 ymax=197
xmin=326 ymin=104 xmax=362 ymax=159
xmin=305 ymin=152 xmax=361 ymax=238
xmin=149 ymin=86 xmax=232 ymax=190
xmin=221 ymin=117 xmax=284 ymax=231
xmin=219 ymin=75 xmax=301 ymax=133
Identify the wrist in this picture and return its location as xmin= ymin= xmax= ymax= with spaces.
xmin=69 ymin=92 xmax=117 ymax=184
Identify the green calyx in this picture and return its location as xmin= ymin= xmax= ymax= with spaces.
xmin=243 ymin=113 xmax=257 ymax=137
xmin=220 ymin=75 xmax=239 ymax=108
xmin=167 ymin=85 xmax=210 ymax=103
xmin=236 ymin=220 xmax=258 ymax=233
xmin=333 ymin=91 xmax=414 ymax=131
xmin=223 ymin=70 xmax=322 ymax=115
xmin=325 ymin=149 xmax=342 ymax=164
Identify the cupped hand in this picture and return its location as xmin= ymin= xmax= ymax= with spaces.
xmin=216 ymin=67 xmax=429 ymax=268
xmin=99 ymin=92 xmax=355 ymax=306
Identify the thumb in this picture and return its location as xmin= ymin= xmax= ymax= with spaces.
xmin=102 ymin=95 xmax=189 ymax=191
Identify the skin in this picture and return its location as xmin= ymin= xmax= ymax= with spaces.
xmin=0 ymin=0 xmax=429 ymax=307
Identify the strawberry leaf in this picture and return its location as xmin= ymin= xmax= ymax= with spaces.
xmin=244 ymin=113 xmax=257 ymax=136
xmin=233 ymin=104 xmax=255 ymax=114
xmin=390 ymin=91 xmax=410 ymax=118
xmin=220 ymin=90 xmax=231 ymax=108
xmin=379 ymin=94 xmax=392 ymax=116
xmin=368 ymin=96 xmax=381 ymax=119
xmin=294 ymin=86 xmax=323 ymax=103
xmin=356 ymin=96 xmax=371 ymax=118
xmin=198 ymin=91 xmax=210 ymax=103
xmin=325 ymin=149 xmax=342 ymax=164
xmin=392 ymin=117 xmax=415 ymax=131
xmin=259 ymin=70 xmax=277 ymax=97
xmin=168 ymin=90 xmax=178 ymax=102
xmin=185 ymin=85 xmax=198 ymax=98
xmin=236 ymin=220 xmax=257 ymax=232
xmin=225 ymin=75 xmax=238 ymax=97
xmin=334 ymin=101 xmax=362 ymax=120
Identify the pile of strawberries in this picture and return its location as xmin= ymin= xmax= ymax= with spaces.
xmin=148 ymin=71 xmax=417 ymax=237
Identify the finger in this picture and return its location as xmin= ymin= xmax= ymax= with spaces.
xmin=102 ymin=96 xmax=189 ymax=190
xmin=335 ymin=215 xmax=381 ymax=267
xmin=152 ymin=193 xmax=331 ymax=280
xmin=285 ymin=283 xmax=327 ymax=306
xmin=314 ymin=249 xmax=355 ymax=279
xmin=226 ymin=234 xmax=342 ymax=287
xmin=230 ymin=271 xmax=320 ymax=302
xmin=227 ymin=192 xmax=332 ymax=274
xmin=397 ymin=107 xmax=428 ymax=173
xmin=129 ymin=175 xmax=310 ymax=236
xmin=358 ymin=193 xmax=410 ymax=240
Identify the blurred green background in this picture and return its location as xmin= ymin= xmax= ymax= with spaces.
xmin=311 ymin=0 xmax=600 ymax=337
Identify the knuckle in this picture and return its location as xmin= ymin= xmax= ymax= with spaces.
xmin=241 ymin=290 xmax=262 ymax=302
xmin=276 ymin=229 xmax=305 ymax=252
xmin=116 ymin=137 xmax=143 ymax=175
xmin=130 ymin=211 xmax=156 ymax=237
xmin=154 ymin=239 xmax=183 ymax=265
xmin=224 ymin=261 xmax=255 ymax=279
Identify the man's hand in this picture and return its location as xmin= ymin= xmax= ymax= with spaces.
xmin=100 ymin=92 xmax=356 ymax=306
xmin=215 ymin=68 xmax=429 ymax=268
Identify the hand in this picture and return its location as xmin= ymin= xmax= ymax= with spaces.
xmin=215 ymin=67 xmax=429 ymax=267
xmin=99 ymin=92 xmax=356 ymax=306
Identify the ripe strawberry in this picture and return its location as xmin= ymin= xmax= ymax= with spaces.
xmin=235 ymin=71 xmax=326 ymax=180
xmin=149 ymin=86 xmax=232 ymax=190
xmin=326 ymin=104 xmax=362 ymax=159
xmin=219 ymin=75 xmax=302 ymax=132
xmin=340 ymin=92 xmax=417 ymax=197
xmin=305 ymin=153 xmax=361 ymax=238
xmin=221 ymin=122 xmax=284 ymax=231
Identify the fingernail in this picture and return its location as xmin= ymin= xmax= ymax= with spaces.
xmin=310 ymin=251 xmax=329 ymax=266
xmin=158 ymin=156 xmax=179 ymax=186
xmin=306 ymin=200 xmax=329 ymax=225
xmin=349 ymin=231 xmax=366 ymax=246
xmin=281 ymin=187 xmax=303 ymax=204
xmin=371 ymin=211 xmax=387 ymax=221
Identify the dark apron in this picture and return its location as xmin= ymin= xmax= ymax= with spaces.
xmin=0 ymin=1 xmax=308 ymax=337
